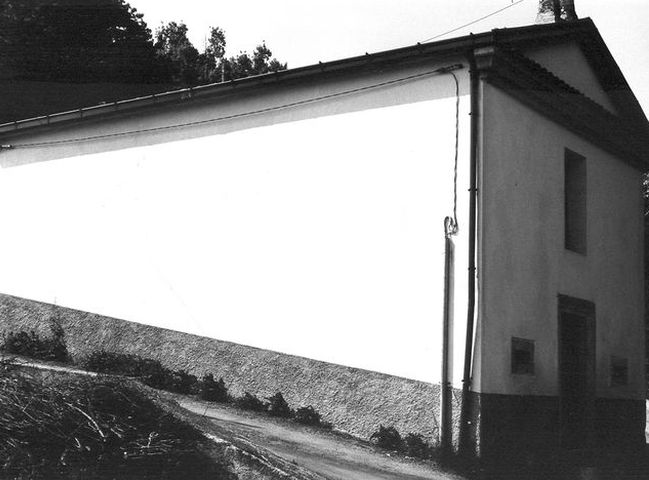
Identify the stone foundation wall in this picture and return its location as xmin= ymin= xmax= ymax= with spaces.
xmin=0 ymin=293 xmax=444 ymax=442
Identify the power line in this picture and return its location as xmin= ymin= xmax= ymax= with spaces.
xmin=420 ymin=0 xmax=528 ymax=44
xmin=4 ymin=64 xmax=463 ymax=150
xmin=448 ymin=71 xmax=460 ymax=235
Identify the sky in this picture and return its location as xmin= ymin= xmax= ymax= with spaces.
xmin=128 ymin=0 xmax=649 ymax=115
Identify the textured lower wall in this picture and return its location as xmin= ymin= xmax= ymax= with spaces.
xmin=0 ymin=293 xmax=443 ymax=442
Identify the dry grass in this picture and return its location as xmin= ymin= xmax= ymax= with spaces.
xmin=0 ymin=359 xmax=235 ymax=479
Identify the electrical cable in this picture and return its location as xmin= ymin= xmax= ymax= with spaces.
xmin=4 ymin=64 xmax=463 ymax=150
xmin=444 ymin=70 xmax=460 ymax=237
xmin=420 ymin=0 xmax=528 ymax=43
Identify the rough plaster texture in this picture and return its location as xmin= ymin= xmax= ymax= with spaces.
xmin=0 ymin=293 xmax=446 ymax=442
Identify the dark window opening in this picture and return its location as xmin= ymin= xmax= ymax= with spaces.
xmin=610 ymin=356 xmax=628 ymax=386
xmin=564 ymin=149 xmax=587 ymax=253
xmin=511 ymin=337 xmax=535 ymax=375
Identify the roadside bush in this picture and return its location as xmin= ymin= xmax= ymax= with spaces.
xmin=2 ymin=331 xmax=42 ymax=357
xmin=369 ymin=426 xmax=436 ymax=459
xmin=235 ymin=392 xmax=267 ymax=412
xmin=81 ymin=351 xmax=190 ymax=393
xmin=370 ymin=425 xmax=403 ymax=451
xmin=137 ymin=358 xmax=175 ymax=391
xmin=294 ymin=405 xmax=322 ymax=426
xmin=171 ymin=369 xmax=199 ymax=395
xmin=403 ymin=433 xmax=433 ymax=459
xmin=82 ymin=350 xmax=142 ymax=375
xmin=266 ymin=392 xmax=292 ymax=418
xmin=1 ymin=321 xmax=68 ymax=362
xmin=199 ymin=374 xmax=228 ymax=402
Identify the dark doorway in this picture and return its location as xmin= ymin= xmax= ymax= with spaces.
xmin=558 ymin=295 xmax=596 ymax=452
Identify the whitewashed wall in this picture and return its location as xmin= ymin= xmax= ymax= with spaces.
xmin=478 ymin=84 xmax=645 ymax=399
xmin=0 ymin=64 xmax=472 ymax=384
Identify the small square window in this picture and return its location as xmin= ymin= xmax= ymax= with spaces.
xmin=610 ymin=356 xmax=628 ymax=387
xmin=511 ymin=337 xmax=535 ymax=375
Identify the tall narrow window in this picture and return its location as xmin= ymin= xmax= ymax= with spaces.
xmin=564 ymin=149 xmax=587 ymax=253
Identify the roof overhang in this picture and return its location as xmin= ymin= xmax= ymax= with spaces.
xmin=0 ymin=18 xmax=647 ymax=169
xmin=474 ymin=45 xmax=649 ymax=170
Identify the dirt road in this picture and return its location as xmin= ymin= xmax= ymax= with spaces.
xmin=179 ymin=398 xmax=466 ymax=480
xmin=9 ymin=357 xmax=464 ymax=480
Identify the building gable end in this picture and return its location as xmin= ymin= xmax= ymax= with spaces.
xmin=477 ymin=47 xmax=649 ymax=170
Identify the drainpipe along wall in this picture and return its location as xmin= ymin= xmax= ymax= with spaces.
xmin=458 ymin=48 xmax=479 ymax=456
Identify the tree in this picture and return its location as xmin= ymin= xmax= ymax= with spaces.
xmin=0 ymin=1 xmax=287 ymax=87
xmin=153 ymin=21 xmax=200 ymax=86
xmin=221 ymin=43 xmax=287 ymax=82
xmin=153 ymin=21 xmax=287 ymax=85
xmin=0 ymin=0 xmax=163 ymax=83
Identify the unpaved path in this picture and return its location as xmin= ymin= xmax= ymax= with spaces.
xmin=6 ymin=356 xmax=465 ymax=480
xmin=179 ymin=398 xmax=466 ymax=480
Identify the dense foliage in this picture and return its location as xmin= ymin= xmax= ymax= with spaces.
xmin=235 ymin=392 xmax=267 ymax=412
xmin=1 ymin=321 xmax=68 ymax=362
xmin=154 ymin=22 xmax=286 ymax=86
xmin=370 ymin=425 xmax=403 ymax=451
xmin=81 ymin=350 xmax=199 ymax=393
xmin=266 ymin=392 xmax=292 ymax=418
xmin=0 ymin=0 xmax=161 ymax=82
xmin=199 ymin=373 xmax=229 ymax=403
xmin=294 ymin=405 xmax=328 ymax=428
xmin=370 ymin=425 xmax=437 ymax=460
xmin=0 ymin=0 xmax=286 ymax=87
xmin=403 ymin=433 xmax=434 ymax=459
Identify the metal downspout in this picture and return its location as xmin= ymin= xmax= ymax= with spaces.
xmin=458 ymin=49 xmax=479 ymax=456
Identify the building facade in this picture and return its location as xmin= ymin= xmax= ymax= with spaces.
xmin=0 ymin=18 xmax=646 ymax=459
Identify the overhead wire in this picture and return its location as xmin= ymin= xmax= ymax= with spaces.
xmin=445 ymin=70 xmax=460 ymax=236
xmin=420 ymin=0 xmax=528 ymax=43
xmin=4 ymin=64 xmax=463 ymax=150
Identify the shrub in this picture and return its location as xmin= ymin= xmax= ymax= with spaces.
xmin=370 ymin=425 xmax=403 ymax=451
xmin=81 ymin=351 xmax=183 ymax=393
xmin=199 ymin=374 xmax=228 ymax=402
xmin=137 ymin=358 xmax=175 ymax=391
xmin=294 ymin=405 xmax=322 ymax=426
xmin=1 ymin=321 xmax=68 ymax=363
xmin=2 ymin=330 xmax=41 ymax=358
xmin=82 ymin=350 xmax=142 ymax=376
xmin=266 ymin=392 xmax=292 ymax=418
xmin=403 ymin=433 xmax=433 ymax=459
xmin=171 ymin=369 xmax=199 ymax=395
xmin=235 ymin=392 xmax=267 ymax=412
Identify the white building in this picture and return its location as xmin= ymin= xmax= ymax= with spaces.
xmin=0 ymin=17 xmax=646 ymax=460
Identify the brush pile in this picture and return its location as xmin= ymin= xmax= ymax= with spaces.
xmin=0 ymin=361 xmax=234 ymax=479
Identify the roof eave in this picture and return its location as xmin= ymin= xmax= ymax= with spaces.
xmin=0 ymin=32 xmax=490 ymax=137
